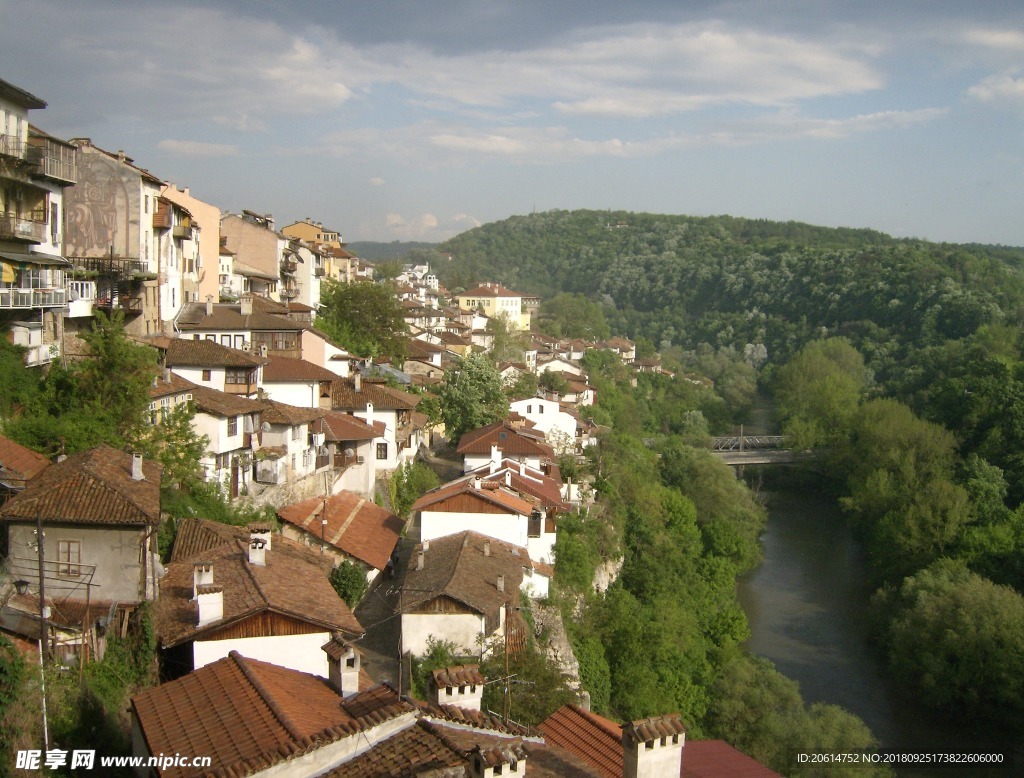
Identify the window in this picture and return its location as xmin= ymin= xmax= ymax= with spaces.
xmin=376 ymin=442 xmax=388 ymax=460
xmin=220 ymin=335 xmax=231 ymax=346
xmin=50 ymin=202 xmax=59 ymax=244
xmin=292 ymin=426 xmax=300 ymax=441
xmin=226 ymin=368 xmax=251 ymax=385
xmin=528 ymin=511 xmax=542 ymax=538
xmin=200 ymin=369 xmax=211 ymax=381
xmin=538 ymin=405 xmax=544 ymax=414
xmin=227 ymin=416 xmax=238 ymax=436
xmin=57 ymin=540 xmax=81 ymax=577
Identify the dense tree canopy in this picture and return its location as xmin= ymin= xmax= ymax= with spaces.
xmin=316 ymin=280 xmax=410 ymax=363
xmin=437 ymin=353 xmax=507 ymax=442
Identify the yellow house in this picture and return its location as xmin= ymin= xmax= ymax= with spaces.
xmin=454 ymin=282 xmax=531 ymax=331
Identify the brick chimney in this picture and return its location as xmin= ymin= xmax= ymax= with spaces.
xmin=322 ymin=633 xmax=362 ymax=697
xmin=429 ymin=664 xmax=485 ymax=711
xmin=621 ymin=715 xmax=686 ymax=778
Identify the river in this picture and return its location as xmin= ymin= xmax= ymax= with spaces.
xmin=736 ymin=470 xmax=1020 ymax=776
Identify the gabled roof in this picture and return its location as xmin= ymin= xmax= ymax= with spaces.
xmin=411 ymin=478 xmax=535 ymax=516
xmin=169 ymin=518 xmax=327 ymax=568
xmin=176 ymin=302 xmax=305 ymax=332
xmin=262 ymin=354 xmax=337 ymax=382
xmin=458 ymin=283 xmax=524 ymax=298
xmin=465 ymin=461 xmax=567 ymax=510
xmin=332 ymin=377 xmax=420 ymax=412
xmin=131 ymin=652 xmax=414 ymax=778
xmin=456 ymin=419 xmax=554 ymax=459
xmin=259 ymin=399 xmax=324 ymax=427
xmin=188 ymin=384 xmax=266 ymax=418
xmin=277 ymin=491 xmax=403 ymax=571
xmin=0 ymin=433 xmax=50 ymax=487
xmin=540 ymin=705 xmax=779 ymax=778
xmin=148 ymin=371 xmax=198 ymax=400
xmin=320 ymin=410 xmax=381 ymax=442
xmin=400 ymin=531 xmax=542 ymax=625
xmin=0 ymin=446 xmax=161 ymax=527
xmin=156 ymin=532 xmax=363 ymax=648
xmin=164 ymin=338 xmax=266 ymax=369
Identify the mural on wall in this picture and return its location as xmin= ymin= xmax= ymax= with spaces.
xmin=64 ymin=146 xmax=138 ymax=259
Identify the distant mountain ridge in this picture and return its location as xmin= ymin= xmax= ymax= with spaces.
xmin=347 ymin=241 xmax=438 ymax=261
xmin=435 ymin=209 xmax=1024 ymax=372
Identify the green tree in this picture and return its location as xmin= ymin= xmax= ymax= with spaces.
xmin=773 ymin=337 xmax=869 ymax=449
xmin=876 ymin=559 xmax=1024 ymax=723
xmin=316 ymin=280 xmax=410 ymax=363
xmin=538 ymin=369 xmax=569 ymax=395
xmin=131 ymin=402 xmax=209 ymax=489
xmin=538 ymin=293 xmax=611 ymax=340
xmin=437 ymin=353 xmax=507 ymax=442
xmin=330 ymin=560 xmax=369 ymax=607
xmin=486 ymin=312 xmax=529 ymax=363
xmin=390 ymin=461 xmax=441 ymax=517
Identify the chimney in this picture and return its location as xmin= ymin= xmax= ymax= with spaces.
xmin=162 ymin=366 xmax=172 ymax=383
xmin=489 ymin=444 xmax=501 ymax=474
xmin=248 ymin=536 xmax=267 ymax=566
xmin=196 ymin=585 xmax=224 ymax=627
xmin=416 ymin=550 xmax=425 ymax=570
xmin=473 ymin=477 xmax=481 ymax=490
xmin=248 ymin=522 xmax=272 ymax=551
xmin=354 ymin=373 xmax=362 ymax=392
xmin=322 ymin=633 xmax=362 ymax=697
xmin=621 ymin=715 xmax=686 ymax=778
xmin=192 ymin=562 xmax=214 ymax=598
xmin=131 ymin=452 xmax=145 ymax=481
xmin=483 ymin=540 xmax=490 ymax=557
xmin=205 ymin=294 xmax=214 ymax=316
xmin=496 ymin=574 xmax=505 ymax=593
xmin=240 ymin=293 xmax=253 ymax=316
xmin=429 ymin=664 xmax=485 ymax=712
xmin=468 ymin=743 xmax=527 ymax=778
xmin=505 ymin=471 xmax=512 ymax=487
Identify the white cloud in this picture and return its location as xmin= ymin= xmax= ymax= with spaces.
xmin=382 ymin=212 xmax=442 ymax=240
xmin=157 ymin=139 xmax=240 ymax=157
xmin=369 ymin=177 xmax=385 ymax=187
xmin=967 ymin=71 xmax=1024 ymax=111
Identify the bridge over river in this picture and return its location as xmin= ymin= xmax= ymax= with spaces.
xmin=709 ymin=434 xmax=815 ymax=466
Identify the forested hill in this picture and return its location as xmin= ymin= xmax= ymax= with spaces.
xmin=438 ymin=210 xmax=1024 ymax=371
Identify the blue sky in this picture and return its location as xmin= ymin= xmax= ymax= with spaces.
xmin=3 ymin=0 xmax=1023 ymax=245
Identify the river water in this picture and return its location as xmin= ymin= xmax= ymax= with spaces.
xmin=736 ymin=471 xmax=1020 ymax=775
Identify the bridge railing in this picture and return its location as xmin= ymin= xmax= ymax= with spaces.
xmin=711 ymin=435 xmax=790 ymax=452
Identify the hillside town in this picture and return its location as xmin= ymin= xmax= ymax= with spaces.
xmin=0 ymin=77 xmax=782 ymax=776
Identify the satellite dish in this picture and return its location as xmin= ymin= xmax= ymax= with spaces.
xmin=343 ymin=447 xmax=355 ymax=458
xmin=261 ymin=422 xmax=271 ymax=432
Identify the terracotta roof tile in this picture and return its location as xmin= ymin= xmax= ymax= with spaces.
xmin=156 ymin=529 xmax=363 ymax=648
xmin=262 ymin=354 xmax=338 ymax=382
xmin=0 ymin=433 xmax=50 ymax=487
xmin=332 ymin=377 xmax=420 ymax=411
xmin=164 ymin=337 xmax=267 ymax=368
xmin=0 ymin=446 xmax=161 ymax=526
xmin=401 ymin=532 xmax=537 ymax=633
xmin=411 ymin=479 xmax=535 ymax=516
xmin=176 ymin=302 xmax=305 ymax=332
xmin=539 ymin=704 xmax=624 ymax=778
xmin=188 ymin=384 xmax=267 ymax=418
xmin=681 ymin=740 xmax=781 ymax=777
xmin=131 ymin=652 xmax=416 ymax=778
xmin=431 ymin=664 xmax=486 ymax=690
xmin=148 ymin=370 xmax=198 ymax=400
xmin=277 ymin=491 xmax=402 ymax=571
xmin=260 ymin=399 xmax=324 ymax=426
xmin=321 ymin=411 xmax=380 ymax=442
xmin=456 ymin=419 xmax=553 ymax=459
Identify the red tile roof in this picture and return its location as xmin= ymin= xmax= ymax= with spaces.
xmin=260 ymin=399 xmax=325 ymax=426
xmin=277 ymin=491 xmax=403 ymax=571
xmin=456 ymin=419 xmax=553 ymax=459
xmin=540 ymin=704 xmax=624 ymax=778
xmin=148 ymin=370 xmax=197 ymax=400
xmin=682 ymin=740 xmax=781 ymax=777
xmin=321 ymin=411 xmax=381 ymax=442
xmin=131 ymin=652 xmax=415 ymax=778
xmin=0 ymin=433 xmax=50 ymax=487
xmin=332 ymin=377 xmax=420 ymax=411
xmin=188 ymin=384 xmax=266 ymax=418
xmin=0 ymin=446 xmax=161 ymax=526
xmin=411 ymin=478 xmax=535 ymax=516
xmin=262 ymin=354 xmax=338 ymax=382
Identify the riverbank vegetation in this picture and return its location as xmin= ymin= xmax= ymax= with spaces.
xmin=435 ymin=208 xmax=1024 ymax=766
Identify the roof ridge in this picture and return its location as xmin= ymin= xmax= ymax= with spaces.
xmin=81 ymin=455 xmax=159 ymax=521
xmin=228 ymin=651 xmax=305 ymax=742
xmin=238 ymin=539 xmax=272 ymax=608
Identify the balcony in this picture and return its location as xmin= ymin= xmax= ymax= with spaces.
xmin=0 ymin=287 xmax=65 ymax=309
xmin=0 ymin=213 xmax=45 ymax=243
xmin=152 ymin=199 xmax=172 ymax=230
xmin=315 ymin=267 xmax=326 ymax=277
xmin=68 ymin=256 xmax=149 ymax=280
xmin=172 ymin=220 xmax=191 ymax=239
xmin=26 ymin=140 xmax=77 ymax=184
xmin=0 ymin=134 xmax=26 ymax=160
xmin=280 ymin=258 xmax=298 ymax=275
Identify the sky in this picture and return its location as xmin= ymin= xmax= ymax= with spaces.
xmin=3 ymin=0 xmax=1024 ymax=245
